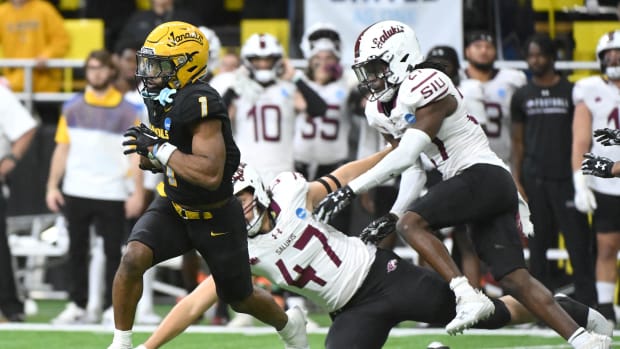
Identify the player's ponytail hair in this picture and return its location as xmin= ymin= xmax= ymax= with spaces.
xmin=413 ymin=60 xmax=449 ymax=75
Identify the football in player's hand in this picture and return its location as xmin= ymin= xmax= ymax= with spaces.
xmin=139 ymin=155 xmax=163 ymax=173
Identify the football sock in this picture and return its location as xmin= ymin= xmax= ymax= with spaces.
xmin=112 ymin=329 xmax=132 ymax=348
xmin=567 ymin=327 xmax=589 ymax=348
xmin=450 ymin=276 xmax=476 ymax=297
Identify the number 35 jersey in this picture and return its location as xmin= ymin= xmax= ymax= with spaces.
xmin=247 ymin=172 xmax=375 ymax=312
xmin=365 ymin=68 xmax=506 ymax=179
xmin=573 ymin=76 xmax=620 ymax=196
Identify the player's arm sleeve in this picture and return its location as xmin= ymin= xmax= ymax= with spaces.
xmin=54 ymin=116 xmax=70 ymax=144
xmin=0 ymin=88 xmax=37 ymax=141
xmin=399 ymin=69 xmax=451 ymax=111
xmin=572 ymin=81 xmax=586 ymax=105
xmin=510 ymin=88 xmax=525 ymax=123
xmin=296 ymin=79 xmax=328 ymax=117
xmin=179 ymin=90 xmax=228 ymax=125
xmin=348 ymin=128 xmax=431 ymax=194
xmin=221 ymin=87 xmax=238 ymax=109
xmin=389 ymin=160 xmax=426 ymax=217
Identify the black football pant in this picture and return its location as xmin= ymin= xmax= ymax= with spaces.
xmin=523 ymin=176 xmax=597 ymax=307
xmin=0 ymin=186 xmax=23 ymax=317
xmin=63 ymin=195 xmax=125 ymax=310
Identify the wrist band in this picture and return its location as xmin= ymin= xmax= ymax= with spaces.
xmin=153 ymin=142 xmax=177 ymax=166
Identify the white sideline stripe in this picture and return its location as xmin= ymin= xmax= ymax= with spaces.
xmin=0 ymin=324 xmax=618 ymax=338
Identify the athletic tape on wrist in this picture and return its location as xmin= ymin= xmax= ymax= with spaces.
xmin=153 ymin=142 xmax=177 ymax=166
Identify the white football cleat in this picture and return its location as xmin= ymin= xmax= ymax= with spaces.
xmin=51 ymin=302 xmax=87 ymax=325
xmin=278 ymin=306 xmax=309 ymax=349
xmin=105 ymin=343 xmax=131 ymax=349
xmin=576 ymin=332 xmax=612 ymax=349
xmin=445 ymin=290 xmax=495 ymax=335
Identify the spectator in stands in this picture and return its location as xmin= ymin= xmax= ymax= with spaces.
xmin=45 ymin=49 xmax=145 ymax=324
xmin=571 ymin=29 xmax=620 ymax=325
xmin=511 ymin=33 xmax=597 ymax=307
xmin=0 ymin=84 xmax=37 ymax=322
xmin=0 ymin=0 xmax=70 ymax=124
xmin=114 ymin=0 xmax=201 ymax=55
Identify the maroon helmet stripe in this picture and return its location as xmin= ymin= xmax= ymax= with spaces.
xmin=259 ymin=34 xmax=266 ymax=49
xmin=354 ymin=25 xmax=372 ymax=59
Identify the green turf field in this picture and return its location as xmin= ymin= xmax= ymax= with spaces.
xmin=1 ymin=300 xmax=617 ymax=348
xmin=0 ymin=329 xmax=575 ymax=349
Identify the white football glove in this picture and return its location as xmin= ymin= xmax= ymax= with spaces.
xmin=572 ymin=170 xmax=597 ymax=214
xmin=517 ymin=192 xmax=534 ymax=237
xmin=134 ymin=345 xmax=148 ymax=349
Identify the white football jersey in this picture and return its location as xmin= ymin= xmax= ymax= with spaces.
xmin=478 ymin=69 xmax=527 ymax=164
xmin=233 ymin=80 xmax=297 ymax=183
xmin=365 ymin=68 xmax=506 ymax=179
xmin=247 ymin=172 xmax=375 ymax=312
xmin=293 ymin=79 xmax=351 ymax=164
xmin=459 ymin=78 xmax=488 ymax=126
xmin=573 ymin=76 xmax=620 ymax=195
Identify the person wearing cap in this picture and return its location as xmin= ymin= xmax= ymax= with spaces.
xmin=464 ymin=31 xmax=526 ymax=167
xmin=511 ymin=33 xmax=596 ymax=309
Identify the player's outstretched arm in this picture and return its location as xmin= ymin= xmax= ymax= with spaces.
xmin=306 ymin=145 xmax=392 ymax=210
xmin=140 ymin=277 xmax=218 ymax=349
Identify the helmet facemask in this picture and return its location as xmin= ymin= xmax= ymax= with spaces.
xmin=136 ymin=49 xmax=195 ymax=98
xmin=232 ymin=163 xmax=271 ymax=237
xmin=601 ymin=49 xmax=620 ymax=80
xmin=243 ymin=55 xmax=284 ymax=85
xmin=352 ymin=54 xmax=397 ymax=102
xmin=240 ymin=189 xmax=268 ymax=237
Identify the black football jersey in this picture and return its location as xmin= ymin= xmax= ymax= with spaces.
xmin=147 ymin=81 xmax=240 ymax=205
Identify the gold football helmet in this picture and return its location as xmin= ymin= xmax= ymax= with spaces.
xmin=136 ymin=21 xmax=209 ymax=92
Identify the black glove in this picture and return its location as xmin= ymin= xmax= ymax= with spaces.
xmin=122 ymin=123 xmax=165 ymax=156
xmin=313 ymin=185 xmax=356 ymax=223
xmin=582 ymin=153 xmax=614 ymax=178
xmin=360 ymin=213 xmax=399 ymax=244
xmin=594 ymin=128 xmax=620 ymax=146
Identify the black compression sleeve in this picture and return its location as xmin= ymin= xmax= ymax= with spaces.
xmin=296 ymin=79 xmax=327 ymax=117
xmin=222 ymin=88 xmax=238 ymax=108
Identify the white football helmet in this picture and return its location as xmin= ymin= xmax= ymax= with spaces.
xmin=300 ymin=22 xmax=341 ymax=59
xmin=596 ymin=30 xmax=620 ymax=80
xmin=199 ymin=26 xmax=221 ymax=74
xmin=232 ymin=163 xmax=270 ymax=237
xmin=240 ymin=33 xmax=284 ymax=84
xmin=352 ymin=20 xmax=424 ymax=102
